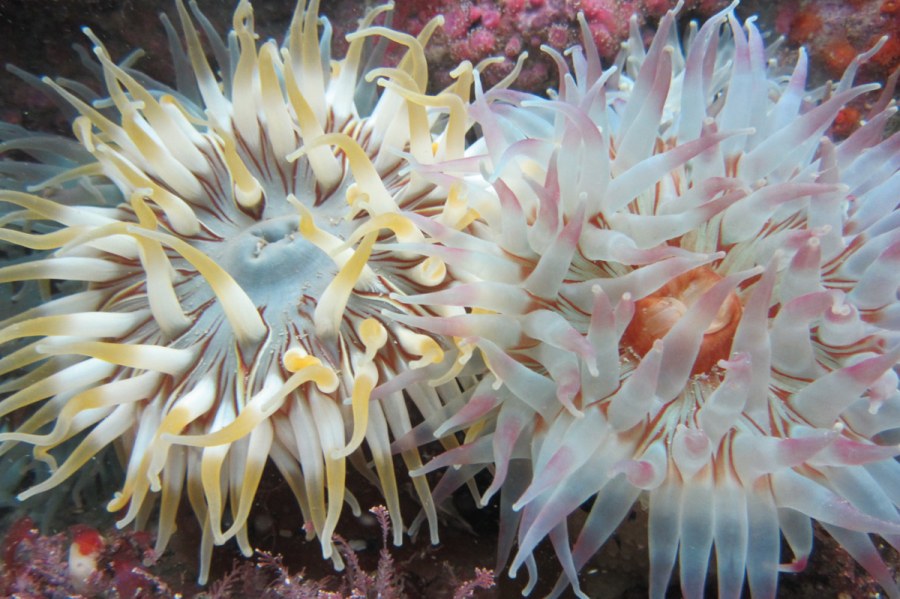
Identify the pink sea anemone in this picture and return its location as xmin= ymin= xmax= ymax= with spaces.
xmin=0 ymin=0 xmax=479 ymax=581
xmin=399 ymin=2 xmax=900 ymax=597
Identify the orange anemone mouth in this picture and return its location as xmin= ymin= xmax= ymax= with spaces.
xmin=624 ymin=266 xmax=743 ymax=375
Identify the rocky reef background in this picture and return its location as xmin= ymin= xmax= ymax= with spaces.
xmin=0 ymin=0 xmax=898 ymax=597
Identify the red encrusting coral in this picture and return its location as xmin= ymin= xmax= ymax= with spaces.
xmin=765 ymin=0 xmax=900 ymax=81
xmin=751 ymin=0 xmax=900 ymax=138
xmin=829 ymin=106 xmax=863 ymax=138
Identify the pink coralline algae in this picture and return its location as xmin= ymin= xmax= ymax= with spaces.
xmin=387 ymin=0 xmax=730 ymax=91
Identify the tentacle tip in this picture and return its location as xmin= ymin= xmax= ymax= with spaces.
xmin=567 ymin=406 xmax=585 ymax=419
xmin=330 ymin=448 xmax=350 ymax=460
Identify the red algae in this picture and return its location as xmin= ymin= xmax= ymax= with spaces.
xmin=0 ymin=517 xmax=167 ymax=598
xmin=0 ymin=507 xmax=497 ymax=599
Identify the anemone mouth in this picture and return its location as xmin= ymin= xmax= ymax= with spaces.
xmin=623 ymin=266 xmax=743 ymax=375
xmin=212 ymin=215 xmax=337 ymax=303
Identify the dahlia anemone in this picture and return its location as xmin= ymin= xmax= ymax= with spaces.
xmin=0 ymin=0 xmax=475 ymax=581
xmin=400 ymin=2 xmax=900 ymax=597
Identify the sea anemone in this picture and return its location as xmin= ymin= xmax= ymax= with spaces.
xmin=399 ymin=2 xmax=900 ymax=597
xmin=0 ymin=0 xmax=476 ymax=581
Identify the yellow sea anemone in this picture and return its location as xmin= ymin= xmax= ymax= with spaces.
xmin=0 ymin=0 xmax=477 ymax=581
